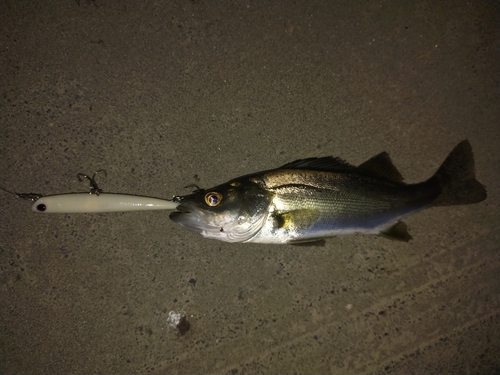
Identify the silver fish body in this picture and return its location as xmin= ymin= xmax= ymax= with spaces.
xmin=170 ymin=141 xmax=486 ymax=244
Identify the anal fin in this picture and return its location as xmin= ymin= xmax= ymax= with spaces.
xmin=380 ymin=221 xmax=413 ymax=242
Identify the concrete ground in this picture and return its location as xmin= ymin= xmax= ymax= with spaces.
xmin=1 ymin=1 xmax=499 ymax=374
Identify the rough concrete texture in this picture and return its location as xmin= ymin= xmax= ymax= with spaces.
xmin=1 ymin=1 xmax=499 ymax=374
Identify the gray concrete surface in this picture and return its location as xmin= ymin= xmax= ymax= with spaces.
xmin=1 ymin=1 xmax=499 ymax=374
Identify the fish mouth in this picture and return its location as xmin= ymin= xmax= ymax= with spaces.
xmin=173 ymin=204 xmax=191 ymax=214
xmin=169 ymin=203 xmax=270 ymax=243
xmin=169 ymin=204 xmax=193 ymax=221
xmin=169 ymin=204 xmax=240 ymax=239
xmin=169 ymin=205 xmax=206 ymax=234
xmin=170 ymin=195 xmax=198 ymax=215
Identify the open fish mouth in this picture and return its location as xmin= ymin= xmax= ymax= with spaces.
xmin=170 ymin=204 xmax=195 ymax=220
xmin=169 ymin=204 xmax=210 ymax=235
xmin=173 ymin=205 xmax=191 ymax=214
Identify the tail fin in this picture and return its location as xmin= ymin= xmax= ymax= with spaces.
xmin=431 ymin=140 xmax=486 ymax=207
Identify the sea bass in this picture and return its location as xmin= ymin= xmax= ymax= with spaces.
xmin=170 ymin=140 xmax=486 ymax=244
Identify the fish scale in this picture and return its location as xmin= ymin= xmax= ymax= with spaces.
xmin=245 ymin=172 xmax=437 ymax=243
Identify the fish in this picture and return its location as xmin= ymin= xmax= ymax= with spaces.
xmin=169 ymin=140 xmax=486 ymax=244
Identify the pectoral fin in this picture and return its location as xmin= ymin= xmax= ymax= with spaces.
xmin=380 ymin=221 xmax=413 ymax=242
xmin=274 ymin=209 xmax=320 ymax=232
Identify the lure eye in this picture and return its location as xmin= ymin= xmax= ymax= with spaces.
xmin=204 ymin=192 xmax=222 ymax=207
xmin=36 ymin=204 xmax=47 ymax=212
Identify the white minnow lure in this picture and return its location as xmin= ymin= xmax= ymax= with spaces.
xmin=1 ymin=170 xmax=178 ymax=214
xmin=31 ymin=193 xmax=178 ymax=213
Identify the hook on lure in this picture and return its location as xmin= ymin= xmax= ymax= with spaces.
xmin=183 ymin=184 xmax=203 ymax=193
xmin=0 ymin=170 xmax=107 ymax=202
xmin=76 ymin=169 xmax=107 ymax=195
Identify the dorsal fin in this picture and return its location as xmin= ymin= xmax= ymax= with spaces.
xmin=356 ymin=152 xmax=404 ymax=182
xmin=279 ymin=156 xmax=355 ymax=172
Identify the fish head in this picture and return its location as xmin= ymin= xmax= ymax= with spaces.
xmin=169 ymin=178 xmax=272 ymax=242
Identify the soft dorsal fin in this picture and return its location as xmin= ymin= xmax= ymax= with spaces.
xmin=279 ymin=156 xmax=355 ymax=172
xmin=357 ymin=152 xmax=404 ymax=183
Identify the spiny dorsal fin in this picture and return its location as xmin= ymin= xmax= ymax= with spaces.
xmin=357 ymin=152 xmax=404 ymax=183
xmin=280 ymin=156 xmax=354 ymax=172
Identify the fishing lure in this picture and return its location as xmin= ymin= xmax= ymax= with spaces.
xmin=0 ymin=170 xmax=177 ymax=213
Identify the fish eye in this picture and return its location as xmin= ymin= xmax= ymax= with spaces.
xmin=204 ymin=192 xmax=222 ymax=207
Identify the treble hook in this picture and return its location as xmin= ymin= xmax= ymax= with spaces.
xmin=77 ymin=169 xmax=107 ymax=195
xmin=183 ymin=184 xmax=203 ymax=193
